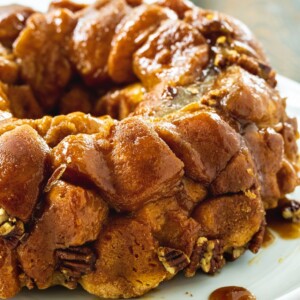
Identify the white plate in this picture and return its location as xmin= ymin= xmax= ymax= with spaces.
xmin=2 ymin=1 xmax=300 ymax=299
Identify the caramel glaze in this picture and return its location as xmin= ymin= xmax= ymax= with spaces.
xmin=266 ymin=199 xmax=300 ymax=240
xmin=209 ymin=286 xmax=256 ymax=300
xmin=267 ymin=213 xmax=300 ymax=239
xmin=262 ymin=228 xmax=275 ymax=248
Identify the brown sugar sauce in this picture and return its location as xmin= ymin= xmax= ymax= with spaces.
xmin=209 ymin=286 xmax=256 ymax=300
xmin=266 ymin=201 xmax=300 ymax=240
xmin=262 ymin=227 xmax=275 ymax=248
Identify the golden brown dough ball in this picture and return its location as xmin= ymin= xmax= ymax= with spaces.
xmin=134 ymin=19 xmax=209 ymax=89
xmin=14 ymin=9 xmax=76 ymax=111
xmin=48 ymin=0 xmax=88 ymax=12
xmin=0 ymin=55 xmax=18 ymax=84
xmin=213 ymin=66 xmax=284 ymax=125
xmin=244 ymin=126 xmax=284 ymax=208
xmin=39 ymin=112 xmax=115 ymax=147
xmin=192 ymin=193 xmax=264 ymax=250
xmin=0 ymin=125 xmax=49 ymax=222
xmin=94 ymin=83 xmax=145 ymax=119
xmin=81 ymin=218 xmax=167 ymax=298
xmin=108 ymin=4 xmax=177 ymax=83
xmin=155 ymin=0 xmax=194 ymax=18
xmin=210 ymin=149 xmax=257 ymax=195
xmin=7 ymin=85 xmax=43 ymax=119
xmin=0 ymin=239 xmax=20 ymax=299
xmin=51 ymin=134 xmax=114 ymax=195
xmin=69 ymin=0 xmax=129 ymax=85
xmin=136 ymin=197 xmax=201 ymax=256
xmin=106 ymin=117 xmax=184 ymax=211
xmin=59 ymin=85 xmax=92 ymax=115
xmin=156 ymin=110 xmax=241 ymax=184
xmin=18 ymin=180 xmax=108 ymax=289
xmin=0 ymin=5 xmax=34 ymax=47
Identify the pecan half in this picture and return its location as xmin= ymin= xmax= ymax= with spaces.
xmin=280 ymin=200 xmax=300 ymax=223
xmin=257 ymin=62 xmax=277 ymax=87
xmin=185 ymin=237 xmax=225 ymax=277
xmin=0 ymin=207 xmax=25 ymax=248
xmin=158 ymin=247 xmax=190 ymax=275
xmin=55 ymin=246 xmax=96 ymax=289
xmin=248 ymin=220 xmax=266 ymax=254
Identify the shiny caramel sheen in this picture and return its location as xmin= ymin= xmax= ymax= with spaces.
xmin=209 ymin=286 xmax=256 ymax=300
xmin=0 ymin=0 xmax=298 ymax=299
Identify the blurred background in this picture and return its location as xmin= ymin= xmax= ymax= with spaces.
xmin=195 ymin=0 xmax=300 ymax=82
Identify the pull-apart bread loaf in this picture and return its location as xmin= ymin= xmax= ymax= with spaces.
xmin=0 ymin=0 xmax=298 ymax=298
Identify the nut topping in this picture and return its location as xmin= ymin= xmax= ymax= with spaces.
xmin=279 ymin=200 xmax=300 ymax=223
xmin=185 ymin=237 xmax=225 ymax=277
xmin=19 ymin=273 xmax=34 ymax=290
xmin=0 ymin=207 xmax=25 ymax=248
xmin=55 ymin=246 xmax=96 ymax=289
xmin=224 ymin=246 xmax=246 ymax=261
xmin=0 ymin=208 xmax=9 ymax=225
xmin=158 ymin=247 xmax=190 ymax=275
xmin=248 ymin=220 xmax=266 ymax=254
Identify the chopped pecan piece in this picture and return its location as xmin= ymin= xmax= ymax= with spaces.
xmin=0 ymin=207 xmax=8 ymax=225
xmin=248 ymin=220 xmax=266 ymax=254
xmin=212 ymin=43 xmax=276 ymax=87
xmin=0 ymin=207 xmax=25 ymax=248
xmin=280 ymin=200 xmax=300 ymax=223
xmin=158 ymin=247 xmax=190 ymax=275
xmin=19 ymin=273 xmax=34 ymax=290
xmin=257 ymin=62 xmax=277 ymax=87
xmin=224 ymin=246 xmax=246 ymax=261
xmin=184 ymin=237 xmax=207 ymax=278
xmin=185 ymin=237 xmax=225 ymax=277
xmin=201 ymin=239 xmax=224 ymax=274
xmin=237 ymin=55 xmax=277 ymax=87
xmin=56 ymin=246 xmax=96 ymax=289
xmin=213 ymin=47 xmax=239 ymax=68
